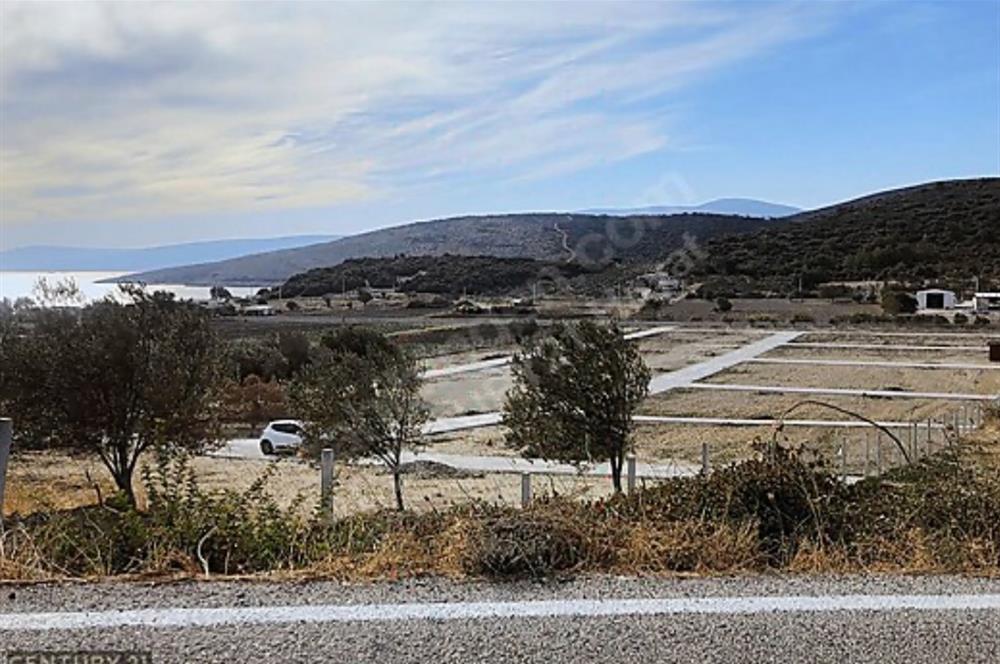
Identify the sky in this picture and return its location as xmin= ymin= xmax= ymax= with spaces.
xmin=1 ymin=0 xmax=998 ymax=250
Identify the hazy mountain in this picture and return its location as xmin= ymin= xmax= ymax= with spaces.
xmin=0 ymin=235 xmax=339 ymax=273
xmin=581 ymin=198 xmax=801 ymax=218
xmin=113 ymin=213 xmax=778 ymax=286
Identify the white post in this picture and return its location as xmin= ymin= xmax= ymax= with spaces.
xmin=839 ymin=441 xmax=847 ymax=481
xmin=875 ymin=430 xmax=883 ymax=474
xmin=0 ymin=418 xmax=11 ymax=530
xmin=864 ymin=432 xmax=871 ymax=478
xmin=626 ymin=454 xmax=637 ymax=494
xmin=320 ymin=448 xmax=334 ymax=516
xmin=521 ymin=472 xmax=532 ymax=507
xmin=701 ymin=442 xmax=710 ymax=476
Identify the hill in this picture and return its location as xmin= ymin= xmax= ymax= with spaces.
xmin=693 ymin=178 xmax=1000 ymax=295
xmin=114 ymin=213 xmax=777 ymax=286
xmin=1 ymin=235 xmax=338 ymax=272
xmin=581 ymin=198 xmax=800 ymax=218
xmin=275 ymin=255 xmax=594 ymax=298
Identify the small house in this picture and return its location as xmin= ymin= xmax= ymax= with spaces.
xmin=915 ymin=289 xmax=957 ymax=311
xmin=974 ymin=292 xmax=1000 ymax=313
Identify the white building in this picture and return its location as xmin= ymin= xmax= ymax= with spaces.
xmin=973 ymin=292 xmax=1000 ymax=313
xmin=915 ymin=289 xmax=957 ymax=311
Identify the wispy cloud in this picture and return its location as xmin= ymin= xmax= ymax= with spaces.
xmin=0 ymin=1 xmax=833 ymax=226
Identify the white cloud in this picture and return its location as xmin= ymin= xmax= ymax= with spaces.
xmin=0 ymin=1 xmax=831 ymax=227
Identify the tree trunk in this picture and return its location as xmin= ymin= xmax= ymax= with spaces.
xmin=112 ymin=468 xmax=137 ymax=506
xmin=610 ymin=455 xmax=622 ymax=493
xmin=393 ymin=469 xmax=405 ymax=511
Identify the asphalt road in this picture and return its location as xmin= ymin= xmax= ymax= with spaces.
xmin=2 ymin=576 xmax=999 ymax=663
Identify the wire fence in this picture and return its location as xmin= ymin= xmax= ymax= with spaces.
xmin=1 ymin=400 xmax=997 ymax=523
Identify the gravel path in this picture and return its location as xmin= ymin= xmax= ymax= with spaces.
xmin=2 ymin=576 xmax=999 ymax=663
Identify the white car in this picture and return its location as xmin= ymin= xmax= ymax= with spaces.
xmin=259 ymin=419 xmax=305 ymax=456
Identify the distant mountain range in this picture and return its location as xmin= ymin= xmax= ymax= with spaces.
xmin=581 ymin=198 xmax=800 ymax=218
xmin=0 ymin=235 xmax=339 ymax=273
xmin=54 ymin=180 xmax=994 ymax=289
xmin=112 ymin=213 xmax=778 ymax=286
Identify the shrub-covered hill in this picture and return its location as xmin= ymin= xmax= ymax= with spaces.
xmin=275 ymin=255 xmax=593 ymax=297
xmin=694 ymin=178 xmax=1000 ymax=294
xmin=114 ymin=213 xmax=775 ymax=286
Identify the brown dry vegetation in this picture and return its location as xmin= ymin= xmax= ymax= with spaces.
xmin=3 ymin=415 xmax=998 ymax=582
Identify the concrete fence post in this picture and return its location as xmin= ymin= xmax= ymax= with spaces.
xmin=320 ymin=448 xmax=334 ymax=516
xmin=875 ymin=430 xmax=883 ymax=474
xmin=626 ymin=454 xmax=637 ymax=494
xmin=521 ymin=472 xmax=532 ymax=508
xmin=863 ymin=432 xmax=871 ymax=478
xmin=0 ymin=418 xmax=11 ymax=530
xmin=839 ymin=442 xmax=847 ymax=481
xmin=701 ymin=442 xmax=710 ymax=476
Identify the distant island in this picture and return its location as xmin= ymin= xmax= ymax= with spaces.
xmin=0 ymin=235 xmax=339 ymax=274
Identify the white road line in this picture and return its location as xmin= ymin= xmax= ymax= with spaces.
xmin=747 ymin=357 xmax=1000 ymax=371
xmin=786 ymin=342 xmax=984 ymax=352
xmin=633 ymin=415 xmax=954 ymax=429
xmin=420 ymin=326 xmax=675 ymax=380
xmin=4 ymin=594 xmax=999 ymax=631
xmin=648 ymin=331 xmax=802 ymax=395
xmin=688 ymin=383 xmax=998 ymax=402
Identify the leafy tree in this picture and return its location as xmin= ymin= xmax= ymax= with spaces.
xmin=32 ymin=276 xmax=85 ymax=306
xmin=715 ymin=297 xmax=733 ymax=313
xmin=320 ymin=326 xmax=398 ymax=363
xmin=226 ymin=337 xmax=290 ymax=381
xmin=502 ymin=321 xmax=651 ymax=492
xmin=357 ymin=288 xmax=374 ymax=306
xmin=209 ymin=285 xmax=233 ymax=300
xmin=220 ymin=375 xmax=288 ymax=431
xmin=881 ymin=290 xmax=917 ymax=315
xmin=277 ymin=331 xmax=312 ymax=375
xmin=0 ymin=287 xmax=223 ymax=504
xmin=290 ymin=332 xmax=427 ymax=510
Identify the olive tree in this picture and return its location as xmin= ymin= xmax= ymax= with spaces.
xmin=0 ymin=287 xmax=223 ymax=504
xmin=503 ymin=321 xmax=651 ymax=492
xmin=291 ymin=329 xmax=427 ymax=510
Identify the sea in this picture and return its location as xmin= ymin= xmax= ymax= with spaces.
xmin=0 ymin=271 xmax=262 ymax=303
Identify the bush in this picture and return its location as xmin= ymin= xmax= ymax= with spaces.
xmin=461 ymin=508 xmax=586 ymax=578
xmin=715 ymin=297 xmax=733 ymax=313
xmin=5 ymin=442 xmax=999 ymax=580
xmin=953 ymin=313 xmax=969 ymax=325
xmin=882 ymin=290 xmax=917 ymax=315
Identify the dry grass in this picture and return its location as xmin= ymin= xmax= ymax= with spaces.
xmin=700 ymin=362 xmax=1000 ymax=394
xmin=4 ymin=432 xmax=999 ymax=582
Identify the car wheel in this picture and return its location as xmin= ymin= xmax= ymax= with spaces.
xmin=260 ymin=439 xmax=275 ymax=456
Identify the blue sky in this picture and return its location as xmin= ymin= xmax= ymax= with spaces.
xmin=1 ymin=0 xmax=997 ymax=250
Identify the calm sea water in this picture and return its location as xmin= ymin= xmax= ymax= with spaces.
xmin=0 ymin=271 xmax=261 ymax=303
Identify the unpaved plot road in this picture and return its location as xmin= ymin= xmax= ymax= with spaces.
xmin=2 ymin=576 xmax=999 ymax=663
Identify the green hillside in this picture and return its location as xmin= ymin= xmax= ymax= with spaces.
xmin=276 ymin=255 xmax=591 ymax=297
xmin=694 ymin=178 xmax=1000 ymax=295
